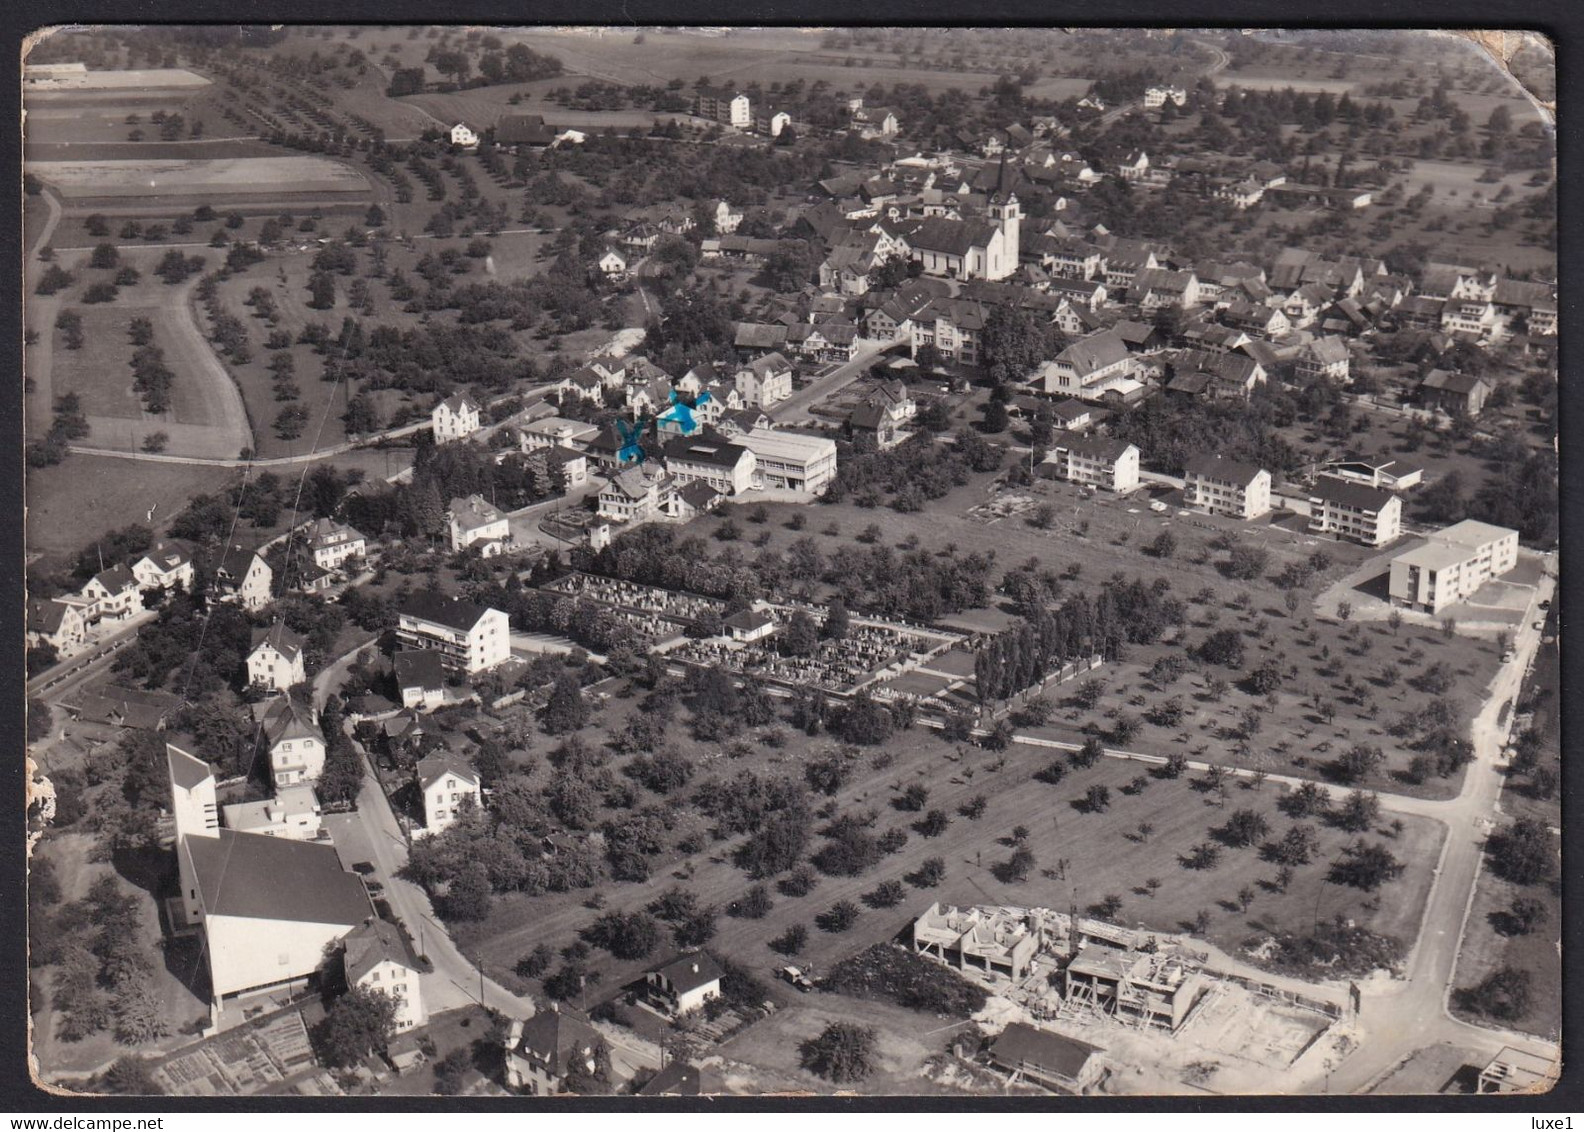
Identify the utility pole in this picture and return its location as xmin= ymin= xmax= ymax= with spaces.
xmin=478 ymin=953 xmax=486 ymax=1011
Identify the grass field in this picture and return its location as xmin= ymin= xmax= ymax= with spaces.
xmin=1450 ymin=860 xmax=1561 ymax=1041
xmin=31 ymin=156 xmax=371 ymax=199
xmin=24 ymin=456 xmax=237 ymax=563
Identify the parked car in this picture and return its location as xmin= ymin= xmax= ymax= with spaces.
xmin=352 ymin=861 xmax=377 ymax=876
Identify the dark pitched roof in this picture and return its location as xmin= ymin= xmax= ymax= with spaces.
xmin=92 ymin=563 xmax=136 ymax=593
xmin=1310 ymin=480 xmax=1397 ymax=512
xmin=677 ymin=480 xmax=722 ymax=510
xmin=734 ymin=323 xmax=788 ymax=350
xmin=251 ymin=623 xmax=305 ymax=662
xmin=495 ymin=114 xmax=557 ymax=146
xmin=651 ymin=951 xmax=726 ymax=994
xmin=1056 ymin=330 xmax=1131 ymax=376
xmin=990 ymin=1022 xmax=1102 ymax=1081
xmin=1420 ymin=369 xmax=1488 ymax=395
xmin=262 ymin=697 xmax=321 ymax=747
xmin=1183 ymin=454 xmax=1266 ymax=486
xmin=905 ymin=217 xmax=999 ymax=257
xmin=399 ymin=592 xmax=491 ymax=633
xmin=393 ymin=649 xmax=446 ymax=692
xmin=516 ymin=1008 xmax=602 ymax=1076
xmin=638 ymin=1060 xmax=725 ymax=1097
xmin=663 ymin=436 xmax=751 ymax=470
xmin=724 ymin=607 xmax=775 ymax=632
xmin=415 ymin=750 xmax=478 ymax=789
xmin=184 ymin=829 xmax=369 ymax=925
xmin=27 ymin=597 xmax=72 ymax=635
xmin=1058 ymin=434 xmax=1135 ymax=462
xmin=343 ymin=917 xmax=418 ymax=985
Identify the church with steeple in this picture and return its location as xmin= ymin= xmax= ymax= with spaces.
xmin=892 ymin=155 xmax=1020 ymax=281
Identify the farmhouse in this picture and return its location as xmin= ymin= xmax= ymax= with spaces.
xmin=1388 ymin=519 xmax=1520 ymax=614
xmin=1182 ymin=455 xmax=1272 ymax=520
xmin=169 ymin=745 xmax=368 ymax=1014
xmin=247 ymin=623 xmax=307 ymax=692
xmin=448 ymin=494 xmax=513 ymax=557
xmin=644 ymin=952 xmax=725 ymax=1017
xmin=342 ymin=917 xmax=427 ymax=1033
xmin=494 ymin=113 xmax=557 ymax=148
xmin=1307 ymin=481 xmax=1402 ymax=547
xmin=415 ymin=751 xmax=482 ymax=837
xmin=395 ymin=593 xmax=511 ymax=676
xmin=431 ymin=393 xmax=482 ymax=444
xmin=1296 ymin=336 xmax=1351 ymax=382
xmin=1044 ymin=435 xmax=1140 ymax=493
xmin=448 ymin=122 xmax=479 ymax=149
xmin=393 ymin=649 xmax=448 ymax=712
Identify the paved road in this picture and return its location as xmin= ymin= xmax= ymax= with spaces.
xmin=768 ymin=339 xmax=898 ymax=425
xmin=329 ymin=743 xmax=537 ymax=1022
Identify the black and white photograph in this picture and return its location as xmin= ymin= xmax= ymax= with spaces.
xmin=19 ymin=24 xmax=1561 ymax=1101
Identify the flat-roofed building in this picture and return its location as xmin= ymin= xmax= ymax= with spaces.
xmin=1388 ymin=519 xmax=1520 ymax=613
xmin=739 ymin=428 xmax=838 ymax=494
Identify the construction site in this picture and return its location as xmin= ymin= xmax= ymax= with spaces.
xmin=911 ymin=903 xmax=1355 ymax=1095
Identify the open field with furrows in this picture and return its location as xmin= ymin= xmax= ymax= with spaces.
xmin=712 ymin=466 xmax=1498 ymax=796
xmin=25 ymin=139 xmax=283 ymax=164
xmin=1450 ymin=859 xmax=1561 ymax=1041
xmin=41 ymin=200 xmax=373 ymax=251
xmin=24 ymin=104 xmax=206 ymax=146
xmin=30 ymin=156 xmax=372 ymax=200
xmin=450 ymin=688 xmax=1443 ymax=1021
xmin=26 ymin=67 xmax=211 ymax=91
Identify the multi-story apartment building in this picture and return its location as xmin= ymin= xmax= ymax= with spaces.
xmin=1308 ymin=481 xmax=1402 ymax=547
xmin=396 ymin=593 xmax=511 ymax=675
xmin=1182 ymin=456 xmax=1272 ymax=520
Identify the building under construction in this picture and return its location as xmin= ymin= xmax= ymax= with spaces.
xmin=1062 ymin=942 xmax=1204 ymax=1032
xmin=911 ymin=902 xmax=1041 ymax=981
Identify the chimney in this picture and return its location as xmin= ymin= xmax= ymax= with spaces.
xmin=691 ymin=962 xmax=699 ymax=974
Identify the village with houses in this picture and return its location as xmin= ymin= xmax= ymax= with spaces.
xmin=20 ymin=25 xmax=1561 ymax=1102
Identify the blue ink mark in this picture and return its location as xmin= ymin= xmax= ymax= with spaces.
xmin=616 ymin=415 xmax=650 ymax=465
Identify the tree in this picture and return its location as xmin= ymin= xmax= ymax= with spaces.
xmin=1002 ymin=846 xmax=1036 ymax=882
xmin=1084 ymin=784 xmax=1111 ymax=813
xmin=731 ymin=884 xmax=774 ymax=920
xmin=1459 ymin=965 xmax=1531 ymax=1023
xmin=585 ymin=910 xmax=662 ymax=959
xmin=141 ymin=432 xmax=169 ymax=454
xmin=917 ymin=809 xmax=950 ymax=837
xmin=1220 ymin=809 xmax=1270 ymax=848
xmin=771 ymin=924 xmax=808 ymax=955
xmin=1328 ymin=841 xmax=1405 ymax=891
xmin=1272 ymin=823 xmax=1319 ymax=867
xmin=311 ymin=987 xmax=397 ymax=1068
xmin=26 ymin=698 xmax=52 ymax=744
xmin=1487 ymin=818 xmax=1556 ymax=886
xmin=543 ymin=672 xmax=590 ymax=734
xmin=1500 ymin=894 xmax=1547 ymax=938
xmin=1335 ymin=790 xmax=1380 ymax=833
xmin=818 ymin=900 xmax=861 ymax=932
xmin=1199 ymin=628 xmax=1246 ymax=668
xmin=799 ymin=1022 xmax=878 ymax=1084
xmin=308 ymin=270 xmax=337 ymax=310
xmin=102 ymin=1056 xmax=162 ymax=1096
xmin=1333 ymin=743 xmax=1383 ymax=785
xmin=90 ymin=242 xmax=120 ymax=269
xmin=1184 ymin=842 xmax=1221 ymax=870
xmin=910 ymin=857 xmax=947 ymax=887
xmin=823 ymin=596 xmax=850 ymax=640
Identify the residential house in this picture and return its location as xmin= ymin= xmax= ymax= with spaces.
xmin=1133 ymin=268 xmax=1201 ymax=310
xmin=1044 ymin=435 xmax=1140 ymax=493
xmin=1297 ymin=336 xmax=1351 ymax=382
xmin=168 ymin=745 xmax=369 ymax=1014
xmin=1282 ymin=282 xmax=1332 ymax=330
xmin=432 ymin=393 xmax=482 ymax=444
xmin=638 ymin=1062 xmax=726 ymax=1097
xmin=448 ymin=495 xmax=513 ymax=557
xmin=1144 ymin=86 xmax=1187 ymax=108
xmin=989 ymin=1023 xmax=1107 ymax=1095
xmin=415 ymin=751 xmax=482 ymax=837
xmin=1032 ymin=330 xmax=1137 ymax=401
xmin=449 ymin=122 xmax=478 ymax=149
xmin=26 ymin=597 xmax=88 ymax=657
xmin=785 ymin=321 xmax=857 ymax=364
xmin=221 ymin=782 xmax=324 ymax=843
xmin=260 ymin=696 xmax=324 ymax=787
xmin=130 ymin=541 xmax=194 ymax=593
xmin=247 ymin=623 xmax=307 ymax=692
xmin=740 ymin=428 xmax=839 ymax=494
xmin=1222 ymin=300 xmax=1290 ymax=339
xmin=1182 ymin=455 xmax=1272 ymax=520
xmin=519 ymin=416 xmax=599 ymax=453
xmin=598 ymin=466 xmax=671 ymax=523
xmin=1389 ymin=519 xmax=1520 ymax=614
xmin=664 ymin=479 xmax=723 ymax=521
xmin=63 ymin=684 xmax=180 ymax=732
xmin=1307 ymin=481 xmax=1402 ymax=547
xmin=1214 ymin=177 xmax=1264 ymax=210
xmin=1118 ymin=151 xmax=1150 ymax=182
xmin=735 ymin=352 xmax=794 ymax=408
xmin=343 ymin=917 xmax=427 ymax=1033
xmin=1167 ymin=349 xmax=1266 ymax=400
xmin=597 ymin=248 xmax=627 ymax=277
xmin=305 ymin=518 xmax=367 ymax=572
xmin=79 ymin=564 xmax=144 ymax=625
xmin=756 ymin=108 xmax=792 ymax=137
xmin=503 ymin=1007 xmax=604 ymax=1095
xmin=393 ymin=649 xmax=448 ymax=712
xmin=663 ymin=435 xmax=756 ymax=496
xmin=707 ymin=199 xmax=743 ymax=235
xmin=913 ymin=298 xmax=988 ymax=365
xmin=1418 ymin=369 xmax=1492 ymax=416
xmin=395 ymin=593 xmax=512 ymax=676
xmin=645 ymin=952 xmax=725 ymax=1016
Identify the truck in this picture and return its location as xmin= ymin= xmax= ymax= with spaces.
xmin=780 ymin=965 xmax=815 ymax=992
